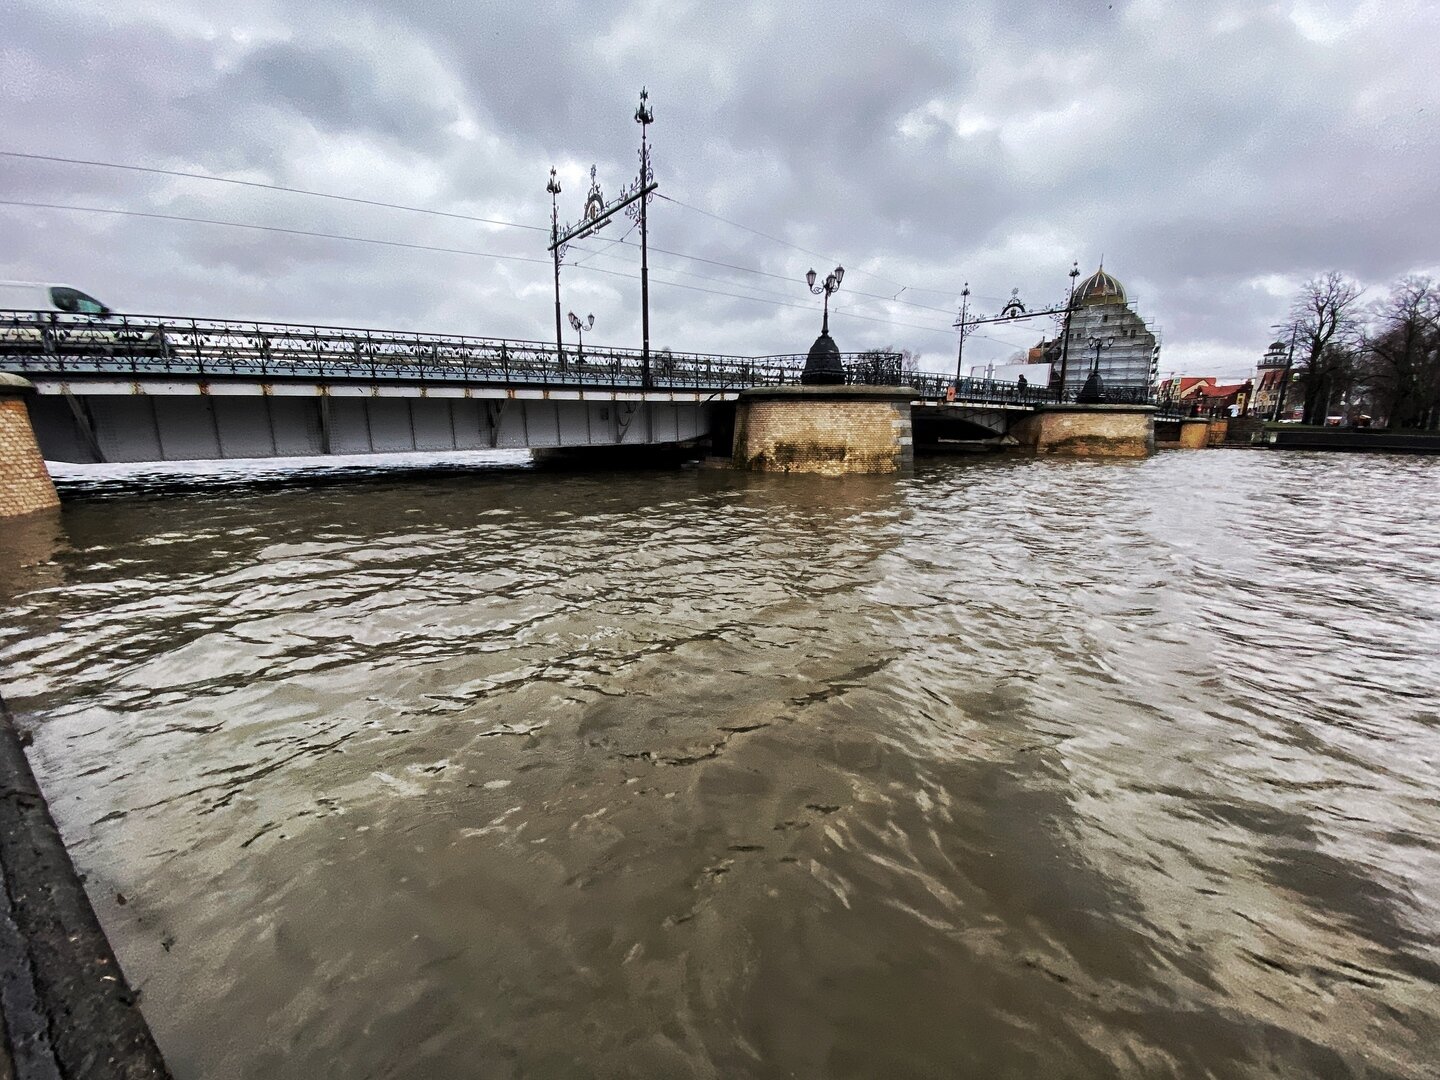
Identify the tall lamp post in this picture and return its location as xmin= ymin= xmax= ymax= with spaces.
xmin=806 ymin=265 xmax=845 ymax=334
xmin=801 ymin=266 xmax=846 ymax=385
xmin=1058 ymin=261 xmax=1080 ymax=394
xmin=546 ymin=167 xmax=565 ymax=364
xmin=567 ymin=311 xmax=594 ymax=367
xmin=1078 ymin=335 xmax=1111 ymax=404
xmin=953 ymin=282 xmax=972 ymax=384
xmin=632 ymin=88 xmax=655 ymax=389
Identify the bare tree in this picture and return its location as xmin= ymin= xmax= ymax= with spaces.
xmin=1277 ymin=272 xmax=1364 ymax=424
xmin=1361 ymin=276 xmax=1440 ymax=430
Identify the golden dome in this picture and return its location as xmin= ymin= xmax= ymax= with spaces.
xmin=1075 ymin=266 xmax=1126 ymax=306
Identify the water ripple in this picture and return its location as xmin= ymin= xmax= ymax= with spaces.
xmin=2 ymin=449 xmax=1438 ymax=1078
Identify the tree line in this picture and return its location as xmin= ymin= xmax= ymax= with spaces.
xmin=1277 ymin=272 xmax=1440 ymax=429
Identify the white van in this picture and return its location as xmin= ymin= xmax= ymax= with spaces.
xmin=0 ymin=281 xmax=165 ymax=358
xmin=0 ymin=281 xmax=113 ymax=316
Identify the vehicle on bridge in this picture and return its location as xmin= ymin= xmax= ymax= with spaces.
xmin=0 ymin=281 xmax=166 ymax=358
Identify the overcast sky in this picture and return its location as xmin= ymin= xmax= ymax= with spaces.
xmin=2 ymin=0 xmax=1436 ymax=379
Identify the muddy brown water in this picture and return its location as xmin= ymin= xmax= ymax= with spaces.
xmin=1 ymin=449 xmax=1438 ymax=1078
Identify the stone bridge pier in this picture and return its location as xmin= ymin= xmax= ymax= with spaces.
xmin=0 ymin=374 xmax=59 ymax=519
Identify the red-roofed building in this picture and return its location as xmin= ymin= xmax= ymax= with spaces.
xmin=1157 ymin=376 xmax=1253 ymax=416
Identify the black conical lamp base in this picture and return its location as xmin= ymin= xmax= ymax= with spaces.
xmin=801 ymin=331 xmax=845 ymax=386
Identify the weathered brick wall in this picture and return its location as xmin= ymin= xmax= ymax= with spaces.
xmin=1011 ymin=408 xmax=1154 ymax=458
xmin=0 ymin=394 xmax=61 ymax=518
xmin=734 ymin=398 xmax=913 ymax=475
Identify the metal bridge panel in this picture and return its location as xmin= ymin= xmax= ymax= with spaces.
xmin=213 ymin=398 xmax=278 ymax=459
xmin=366 ymin=398 xmax=417 ymax=453
xmin=27 ymin=396 xmax=95 ymax=463
xmin=411 ymin=398 xmax=456 ymax=451
xmin=553 ymin=402 xmax=592 ymax=446
xmin=269 ymin=396 xmax=322 ymax=457
xmin=493 ymin=402 xmax=530 ymax=449
xmin=92 ymin=398 xmax=163 ymax=463
xmin=526 ymin=402 xmax=562 ymax=448
xmin=327 ymin=398 xmax=373 ymax=454
xmin=448 ymin=399 xmax=488 ymax=451
xmin=153 ymin=396 xmax=222 ymax=460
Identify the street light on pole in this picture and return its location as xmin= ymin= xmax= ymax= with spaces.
xmin=806 ymin=265 xmax=845 ymax=335
xmin=953 ymin=282 xmax=972 ymax=384
xmin=546 ymin=167 xmax=564 ymax=365
xmin=1078 ymin=334 xmax=1111 ymax=404
xmin=567 ymin=311 xmax=594 ymax=366
xmin=1058 ymin=261 xmax=1080 ymax=393
xmin=633 ymin=87 xmax=655 ymax=390
xmin=801 ymin=266 xmax=846 ymax=385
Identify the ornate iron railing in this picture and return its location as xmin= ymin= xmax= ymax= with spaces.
xmin=0 ymin=310 xmax=817 ymax=392
xmin=0 ymin=309 xmax=1162 ymax=407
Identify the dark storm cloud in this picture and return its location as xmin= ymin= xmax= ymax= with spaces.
xmin=1 ymin=0 xmax=1436 ymax=377
xmin=219 ymin=41 xmax=461 ymax=150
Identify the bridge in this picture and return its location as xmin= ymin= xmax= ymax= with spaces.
xmin=0 ymin=309 xmax=1158 ymax=465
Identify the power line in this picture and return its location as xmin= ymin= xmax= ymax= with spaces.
xmin=659 ymin=191 xmax=1004 ymax=306
xmin=0 ymin=150 xmax=548 ymax=233
xmin=0 ymin=199 xmax=553 ymax=265
xmin=571 ymin=232 xmax=963 ymax=317
xmin=571 ymin=220 xmax=638 ymax=267
xmin=2 ymin=196 xmax=1031 ymax=349
xmin=574 ymin=262 xmax=960 ymax=337
xmin=7 ymin=150 xmax=1061 ymax=319
xmin=658 ymin=191 xmax=1053 ymax=309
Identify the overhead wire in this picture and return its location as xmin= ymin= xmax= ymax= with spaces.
xmin=0 ymin=149 xmax=548 ymax=232
xmin=0 ymin=199 xmax=554 ymax=265
xmin=8 ymin=147 xmax=1045 ymax=319
xmin=658 ymin=192 xmax=1067 ymax=309
xmin=0 ymin=197 xmax=973 ymax=342
xmin=7 ymin=148 xmax=1062 ymax=315
xmin=2 ymin=179 xmax=1049 ymax=354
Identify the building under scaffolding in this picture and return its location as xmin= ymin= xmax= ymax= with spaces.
xmin=1042 ymin=266 xmax=1161 ymax=396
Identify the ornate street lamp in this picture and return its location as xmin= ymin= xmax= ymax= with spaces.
xmin=805 ymin=265 xmax=845 ymax=335
xmin=1078 ymin=335 xmax=1111 ymax=404
xmin=567 ymin=311 xmax=594 ymax=366
xmin=802 ymin=265 xmax=846 ymax=385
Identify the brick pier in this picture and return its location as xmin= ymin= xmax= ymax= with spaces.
xmin=0 ymin=374 xmax=60 ymax=519
xmin=732 ymin=385 xmax=916 ymax=475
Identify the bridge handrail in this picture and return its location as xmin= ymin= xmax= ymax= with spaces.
xmin=0 ymin=308 xmax=1164 ymax=407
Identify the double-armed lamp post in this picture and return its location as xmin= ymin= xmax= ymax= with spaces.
xmin=547 ymin=89 xmax=658 ymax=386
xmin=806 ymin=265 xmax=844 ymax=335
xmin=1078 ymin=335 xmax=1111 ymax=404
xmin=953 ymin=283 xmax=972 ymax=383
xmin=567 ymin=311 xmax=594 ymax=366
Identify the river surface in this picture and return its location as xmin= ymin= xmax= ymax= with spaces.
xmin=2 ymin=449 xmax=1438 ymax=1079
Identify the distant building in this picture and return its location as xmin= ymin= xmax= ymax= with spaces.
xmin=1043 ymin=265 xmax=1160 ymax=396
xmin=1159 ymin=376 xmax=1252 ymax=417
xmin=1249 ymin=339 xmax=1297 ymax=418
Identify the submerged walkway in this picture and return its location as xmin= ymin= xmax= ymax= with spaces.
xmin=0 ymin=695 xmax=170 ymax=1078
